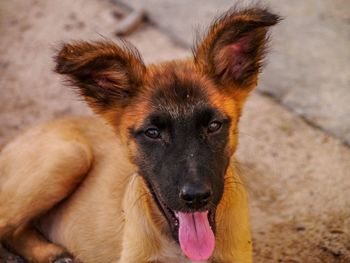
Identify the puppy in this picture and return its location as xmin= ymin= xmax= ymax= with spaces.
xmin=0 ymin=6 xmax=279 ymax=263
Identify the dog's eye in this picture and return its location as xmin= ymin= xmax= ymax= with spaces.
xmin=207 ymin=121 xmax=222 ymax=133
xmin=144 ymin=128 xmax=161 ymax=139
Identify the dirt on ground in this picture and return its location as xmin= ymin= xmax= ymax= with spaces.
xmin=0 ymin=0 xmax=349 ymax=262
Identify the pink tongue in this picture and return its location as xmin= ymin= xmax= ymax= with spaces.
xmin=177 ymin=211 xmax=215 ymax=262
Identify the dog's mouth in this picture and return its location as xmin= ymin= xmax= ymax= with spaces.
xmin=145 ymin=181 xmax=216 ymax=262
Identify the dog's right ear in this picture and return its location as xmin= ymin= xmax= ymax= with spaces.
xmin=55 ymin=41 xmax=146 ymax=113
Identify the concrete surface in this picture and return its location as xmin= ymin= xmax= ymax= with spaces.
xmin=0 ymin=0 xmax=349 ymax=262
xmin=116 ymin=0 xmax=350 ymax=145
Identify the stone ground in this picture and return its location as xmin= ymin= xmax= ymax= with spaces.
xmin=0 ymin=0 xmax=349 ymax=262
xmin=117 ymin=0 xmax=350 ymax=145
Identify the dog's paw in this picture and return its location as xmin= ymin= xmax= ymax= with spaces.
xmin=4 ymin=255 xmax=26 ymax=263
xmin=53 ymin=258 xmax=73 ymax=263
xmin=0 ymin=244 xmax=26 ymax=263
xmin=52 ymin=253 xmax=78 ymax=263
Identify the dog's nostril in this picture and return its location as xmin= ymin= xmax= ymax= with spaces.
xmin=201 ymin=191 xmax=211 ymax=202
xmin=179 ymin=184 xmax=212 ymax=206
xmin=180 ymin=191 xmax=195 ymax=203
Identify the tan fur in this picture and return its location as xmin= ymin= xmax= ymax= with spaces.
xmin=0 ymin=117 xmax=251 ymax=263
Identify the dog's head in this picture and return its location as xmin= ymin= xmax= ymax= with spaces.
xmin=55 ymin=7 xmax=279 ymax=261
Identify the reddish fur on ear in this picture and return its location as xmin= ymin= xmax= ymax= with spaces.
xmin=194 ymin=7 xmax=280 ymax=90
xmin=55 ymin=41 xmax=146 ymax=112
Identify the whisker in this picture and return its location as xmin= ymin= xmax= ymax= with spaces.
xmin=131 ymin=192 xmax=149 ymax=210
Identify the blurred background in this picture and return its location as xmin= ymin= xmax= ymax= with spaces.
xmin=0 ymin=0 xmax=349 ymax=262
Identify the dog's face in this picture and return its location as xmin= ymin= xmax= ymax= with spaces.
xmin=56 ymin=7 xmax=279 ymax=261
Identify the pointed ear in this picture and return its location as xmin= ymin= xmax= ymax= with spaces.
xmin=194 ymin=7 xmax=280 ymax=93
xmin=55 ymin=41 xmax=146 ymax=113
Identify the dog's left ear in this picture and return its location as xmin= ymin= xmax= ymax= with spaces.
xmin=194 ymin=7 xmax=280 ymax=97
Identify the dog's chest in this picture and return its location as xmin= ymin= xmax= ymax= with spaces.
xmin=157 ymin=257 xmax=208 ymax=263
xmin=153 ymin=241 xmax=209 ymax=263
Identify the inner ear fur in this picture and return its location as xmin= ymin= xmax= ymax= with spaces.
xmin=55 ymin=41 xmax=146 ymax=112
xmin=194 ymin=7 xmax=280 ymax=91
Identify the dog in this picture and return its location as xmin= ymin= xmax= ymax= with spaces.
xmin=0 ymin=6 xmax=279 ymax=263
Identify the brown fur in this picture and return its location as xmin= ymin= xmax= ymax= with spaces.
xmin=0 ymin=7 xmax=279 ymax=263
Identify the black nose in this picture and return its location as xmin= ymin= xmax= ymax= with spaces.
xmin=179 ymin=183 xmax=212 ymax=208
